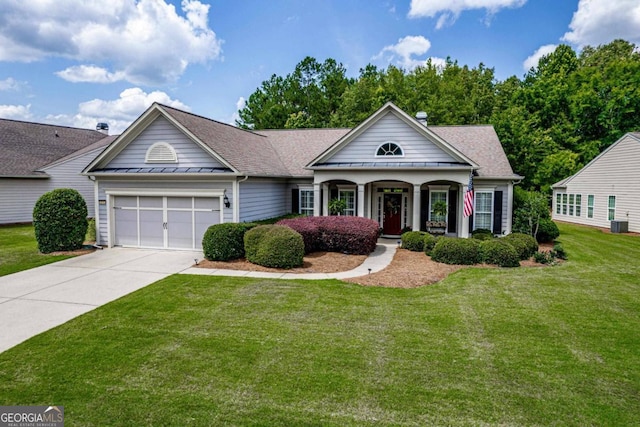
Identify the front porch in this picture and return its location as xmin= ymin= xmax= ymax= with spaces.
xmin=311 ymin=173 xmax=473 ymax=238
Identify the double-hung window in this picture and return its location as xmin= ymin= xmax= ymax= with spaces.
xmin=474 ymin=191 xmax=493 ymax=230
xmin=587 ymin=195 xmax=594 ymax=218
xmin=339 ymin=189 xmax=356 ymax=216
xmin=299 ymin=189 xmax=314 ymax=216
xmin=575 ymin=194 xmax=582 ymax=217
xmin=608 ymin=196 xmax=616 ymax=221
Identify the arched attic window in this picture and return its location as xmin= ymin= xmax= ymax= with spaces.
xmin=376 ymin=141 xmax=404 ymax=157
xmin=145 ymin=142 xmax=178 ymax=163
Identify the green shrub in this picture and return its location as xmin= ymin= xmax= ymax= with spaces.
xmin=552 ymin=243 xmax=567 ymax=260
xmin=503 ymin=233 xmax=539 ymax=260
xmin=401 ymin=231 xmax=426 ymax=252
xmin=85 ymin=218 xmax=96 ymax=242
xmin=431 ymin=238 xmax=481 ymax=265
xmin=202 ymin=222 xmax=257 ymax=261
xmin=471 ymin=228 xmax=494 ymax=240
xmin=533 ymin=251 xmax=554 ymax=264
xmin=244 ymin=225 xmax=304 ymax=269
xmin=423 ymin=233 xmax=438 ymax=256
xmin=33 ymin=188 xmax=88 ymax=253
xmin=536 ymin=218 xmax=560 ymax=243
xmin=480 ymin=239 xmax=520 ymax=267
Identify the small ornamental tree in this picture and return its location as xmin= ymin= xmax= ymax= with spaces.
xmin=33 ymin=188 xmax=88 ymax=253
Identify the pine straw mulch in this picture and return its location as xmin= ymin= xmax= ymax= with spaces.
xmin=195 ymin=242 xmax=556 ymax=288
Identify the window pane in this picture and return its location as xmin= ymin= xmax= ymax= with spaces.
xmin=430 ymin=191 xmax=447 ymax=221
xmin=575 ymin=195 xmax=581 ymax=216
xmin=339 ymin=190 xmax=355 ymax=216
xmin=588 ymin=195 xmax=594 ymax=218
xmin=474 ymin=192 xmax=493 ymax=230
xmin=556 ymin=194 xmax=561 ymax=214
xmin=300 ymin=190 xmax=314 ymax=216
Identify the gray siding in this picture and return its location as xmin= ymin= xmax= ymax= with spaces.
xmin=552 ymin=135 xmax=640 ymax=232
xmin=239 ymin=179 xmax=288 ymax=222
xmin=105 ymin=116 xmax=226 ymax=169
xmin=0 ymin=149 xmax=100 ymax=224
xmin=95 ymin=179 xmax=234 ymax=245
xmin=328 ymin=112 xmax=457 ymax=164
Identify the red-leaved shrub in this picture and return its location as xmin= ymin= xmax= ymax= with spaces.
xmin=277 ymin=216 xmax=379 ymax=255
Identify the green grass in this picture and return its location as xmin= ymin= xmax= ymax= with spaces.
xmin=1 ymin=223 xmax=639 ymax=425
xmin=0 ymin=224 xmax=75 ymax=277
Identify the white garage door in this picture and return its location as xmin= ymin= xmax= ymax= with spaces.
xmin=113 ymin=196 xmax=220 ymax=249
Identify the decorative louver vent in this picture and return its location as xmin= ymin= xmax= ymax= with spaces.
xmin=145 ymin=142 xmax=178 ymax=163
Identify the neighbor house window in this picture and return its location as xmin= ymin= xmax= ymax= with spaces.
xmin=608 ymin=196 xmax=616 ymax=221
xmin=575 ymin=194 xmax=582 ymax=217
xmin=556 ymin=193 xmax=562 ymax=214
xmin=569 ymin=194 xmax=575 ymax=216
xmin=562 ymin=194 xmax=568 ymax=215
xmin=300 ymin=189 xmax=314 ymax=216
xmin=376 ymin=142 xmax=403 ymax=157
xmin=474 ymin=191 xmax=493 ymax=230
xmin=339 ymin=189 xmax=355 ymax=216
xmin=587 ymin=195 xmax=594 ymax=218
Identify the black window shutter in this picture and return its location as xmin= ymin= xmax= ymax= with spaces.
xmin=493 ymin=191 xmax=503 ymax=234
xmin=291 ymin=189 xmax=300 ymax=214
xmin=420 ymin=190 xmax=429 ymax=231
xmin=448 ymin=189 xmax=457 ymax=233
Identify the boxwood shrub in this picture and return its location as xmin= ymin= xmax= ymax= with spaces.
xmin=33 ymin=188 xmax=88 ymax=253
xmin=503 ymin=233 xmax=539 ymax=260
xmin=536 ymin=218 xmax=560 ymax=243
xmin=277 ymin=216 xmax=379 ymax=255
xmin=471 ymin=228 xmax=494 ymax=240
xmin=244 ymin=225 xmax=304 ymax=269
xmin=202 ymin=222 xmax=257 ymax=261
xmin=423 ymin=233 xmax=438 ymax=256
xmin=480 ymin=239 xmax=520 ymax=267
xmin=401 ymin=231 xmax=426 ymax=252
xmin=431 ymin=238 xmax=481 ymax=265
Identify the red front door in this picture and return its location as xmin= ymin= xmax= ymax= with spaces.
xmin=383 ymin=193 xmax=402 ymax=235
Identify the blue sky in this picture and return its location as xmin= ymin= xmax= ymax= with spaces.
xmin=1 ymin=0 xmax=639 ymax=133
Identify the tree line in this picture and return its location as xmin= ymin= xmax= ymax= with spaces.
xmin=236 ymin=40 xmax=640 ymax=192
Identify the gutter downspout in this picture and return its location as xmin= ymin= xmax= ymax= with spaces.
xmin=233 ymin=176 xmax=249 ymax=222
xmin=88 ymin=175 xmax=100 ymax=246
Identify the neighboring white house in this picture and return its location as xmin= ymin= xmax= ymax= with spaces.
xmin=84 ymin=102 xmax=522 ymax=250
xmin=0 ymin=119 xmax=115 ymax=224
xmin=552 ymin=132 xmax=640 ymax=233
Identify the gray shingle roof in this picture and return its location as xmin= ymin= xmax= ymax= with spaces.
xmin=1 ymin=118 xmax=109 ymax=177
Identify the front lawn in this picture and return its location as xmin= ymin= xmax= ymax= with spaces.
xmin=0 ymin=224 xmax=75 ymax=277
xmin=0 ymin=223 xmax=639 ymax=425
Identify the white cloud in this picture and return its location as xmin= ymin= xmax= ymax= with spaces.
xmin=523 ymin=44 xmax=558 ymax=71
xmin=0 ymin=0 xmax=222 ymax=85
xmin=408 ymin=0 xmax=527 ymax=28
xmin=373 ymin=35 xmax=446 ymax=70
xmin=56 ymin=65 xmax=127 ymax=84
xmin=0 ymin=104 xmax=32 ymax=120
xmin=45 ymin=87 xmax=190 ymax=134
xmin=229 ymin=96 xmax=246 ymax=125
xmin=562 ymin=0 xmax=640 ymax=48
xmin=0 ymin=77 xmax=23 ymax=91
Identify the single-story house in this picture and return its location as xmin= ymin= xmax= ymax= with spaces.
xmin=84 ymin=102 xmax=521 ymax=250
xmin=552 ymin=132 xmax=640 ymax=232
xmin=0 ymin=118 xmax=115 ymax=224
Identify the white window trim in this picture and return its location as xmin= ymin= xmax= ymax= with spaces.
xmin=608 ymin=195 xmax=616 ymax=221
xmin=428 ymin=190 xmax=448 ymax=222
xmin=587 ymin=194 xmax=594 ymax=219
xmin=473 ymin=189 xmax=494 ymax=231
xmin=298 ymin=186 xmax=314 ymax=216
xmin=337 ymin=186 xmax=356 ymax=216
xmin=375 ymin=141 xmax=405 ymax=158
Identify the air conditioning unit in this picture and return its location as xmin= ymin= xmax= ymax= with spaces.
xmin=611 ymin=221 xmax=629 ymax=233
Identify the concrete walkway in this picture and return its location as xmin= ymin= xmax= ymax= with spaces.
xmin=181 ymin=239 xmax=398 ymax=280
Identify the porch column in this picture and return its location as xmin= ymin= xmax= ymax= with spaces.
xmin=313 ymin=183 xmax=321 ymax=217
xmin=412 ymin=184 xmax=421 ymax=231
xmin=460 ymin=183 xmax=470 ymax=238
xmin=322 ymin=183 xmax=329 ymax=216
xmin=357 ymin=184 xmax=365 ymax=217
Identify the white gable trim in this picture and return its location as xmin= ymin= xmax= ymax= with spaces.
xmin=83 ymin=103 xmax=238 ymax=174
xmin=307 ymin=102 xmax=479 ymax=168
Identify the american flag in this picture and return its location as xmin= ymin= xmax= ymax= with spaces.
xmin=463 ymin=172 xmax=474 ymax=218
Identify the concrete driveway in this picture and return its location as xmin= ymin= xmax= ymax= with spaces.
xmin=0 ymin=248 xmax=202 ymax=353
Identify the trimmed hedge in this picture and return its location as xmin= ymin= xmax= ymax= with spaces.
xmin=431 ymin=238 xmax=481 ymax=265
xmin=244 ymin=225 xmax=304 ymax=269
xmin=33 ymin=188 xmax=88 ymax=253
xmin=503 ymin=233 xmax=539 ymax=260
xmin=480 ymin=239 xmax=520 ymax=267
xmin=277 ymin=216 xmax=379 ymax=255
xmin=401 ymin=231 xmax=426 ymax=252
xmin=536 ymin=218 xmax=560 ymax=243
xmin=423 ymin=233 xmax=438 ymax=256
xmin=202 ymin=222 xmax=257 ymax=261
xmin=471 ymin=228 xmax=494 ymax=240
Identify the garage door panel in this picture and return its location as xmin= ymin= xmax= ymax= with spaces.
xmin=195 ymin=197 xmax=219 ymax=210
xmin=195 ymin=210 xmax=219 ymax=249
xmin=168 ymin=210 xmax=193 ymax=249
xmin=140 ymin=210 xmax=164 ymax=248
xmin=139 ymin=196 xmax=163 ymax=208
xmin=114 ymin=209 xmax=137 ymax=246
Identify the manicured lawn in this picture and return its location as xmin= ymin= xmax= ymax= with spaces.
xmin=1 ymin=223 xmax=639 ymax=425
xmin=0 ymin=224 xmax=75 ymax=277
